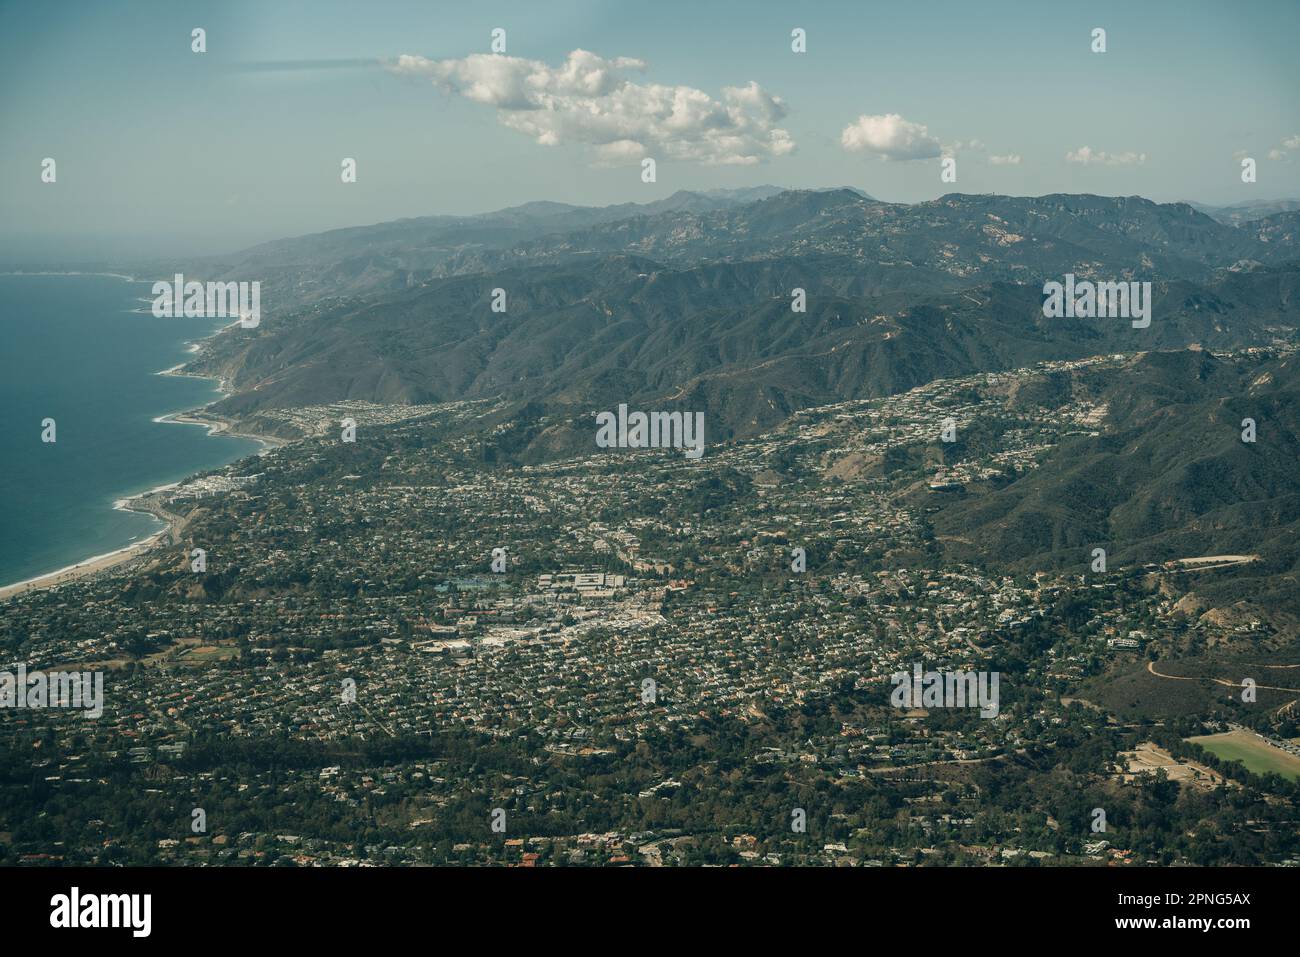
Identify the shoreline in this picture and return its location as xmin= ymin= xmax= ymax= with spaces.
xmin=153 ymin=405 xmax=290 ymax=449
xmin=155 ymin=361 xmax=290 ymax=450
xmin=0 ymin=524 xmax=169 ymax=600
xmin=0 ymin=270 xmax=141 ymax=282
xmin=0 ymin=276 xmax=288 ymax=599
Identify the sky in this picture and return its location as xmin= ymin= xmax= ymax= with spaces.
xmin=1 ymin=0 xmax=1297 ymax=260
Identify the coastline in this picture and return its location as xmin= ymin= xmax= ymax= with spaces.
xmin=153 ymin=404 xmax=290 ymax=449
xmin=0 ymin=525 xmax=169 ymax=600
xmin=154 ymin=360 xmax=290 ymax=449
xmin=0 ymin=468 xmax=226 ymax=602
xmin=0 ymin=270 xmax=139 ymax=281
xmin=0 ymin=277 xmax=287 ymax=599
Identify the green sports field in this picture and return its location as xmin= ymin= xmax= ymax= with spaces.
xmin=1187 ymin=731 xmax=1300 ymax=781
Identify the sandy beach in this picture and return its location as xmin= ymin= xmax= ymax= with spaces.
xmin=0 ymin=527 xmax=167 ymax=600
xmin=1 ymin=402 xmax=269 ymax=604
xmin=0 ymin=286 xmax=285 ymax=602
xmin=0 ymin=407 xmax=285 ymax=601
xmin=0 ymin=472 xmax=203 ymax=601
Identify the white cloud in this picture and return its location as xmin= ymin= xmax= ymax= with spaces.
xmin=1064 ymin=146 xmax=1146 ymax=167
xmin=388 ymin=50 xmax=794 ymax=166
xmin=593 ymin=139 xmax=648 ymax=166
xmin=1264 ymin=134 xmax=1300 ymax=161
xmin=940 ymin=139 xmax=1021 ymax=166
xmin=840 ymin=113 xmax=941 ymax=161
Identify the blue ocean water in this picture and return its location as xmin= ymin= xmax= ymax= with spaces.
xmin=0 ymin=274 xmax=259 ymax=587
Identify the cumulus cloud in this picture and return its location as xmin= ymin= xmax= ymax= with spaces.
xmin=1263 ymin=134 xmax=1300 ymax=161
xmin=840 ymin=113 xmax=941 ymax=161
xmin=1064 ymin=146 xmax=1146 ymax=167
xmin=938 ymin=138 xmax=1023 ymax=166
xmin=387 ymin=49 xmax=794 ymax=166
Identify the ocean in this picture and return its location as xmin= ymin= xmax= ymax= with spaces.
xmin=0 ymin=274 xmax=260 ymax=588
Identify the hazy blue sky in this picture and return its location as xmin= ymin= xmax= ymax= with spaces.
xmin=2 ymin=0 xmax=1297 ymax=259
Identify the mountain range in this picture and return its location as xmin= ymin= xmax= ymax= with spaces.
xmin=171 ymin=189 xmax=1299 ymax=445
xmin=158 ymin=186 xmax=1300 ymax=624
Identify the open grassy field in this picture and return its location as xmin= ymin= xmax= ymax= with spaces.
xmin=1186 ymin=730 xmax=1300 ymax=781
